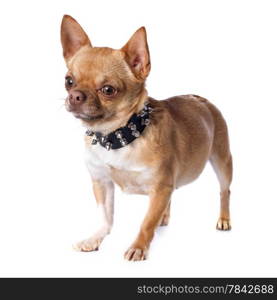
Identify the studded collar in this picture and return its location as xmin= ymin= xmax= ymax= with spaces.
xmin=85 ymin=103 xmax=153 ymax=150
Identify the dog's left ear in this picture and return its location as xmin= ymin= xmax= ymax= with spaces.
xmin=121 ymin=27 xmax=151 ymax=80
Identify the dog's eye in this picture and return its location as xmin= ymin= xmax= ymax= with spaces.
xmin=100 ymin=85 xmax=117 ymax=97
xmin=65 ymin=76 xmax=74 ymax=87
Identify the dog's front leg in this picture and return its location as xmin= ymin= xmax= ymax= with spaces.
xmin=124 ymin=184 xmax=172 ymax=261
xmin=74 ymin=180 xmax=114 ymax=252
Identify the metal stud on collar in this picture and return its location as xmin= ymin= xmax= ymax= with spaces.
xmin=91 ymin=138 xmax=97 ymax=145
xmin=138 ymin=111 xmax=146 ymax=117
xmin=101 ymin=136 xmax=107 ymax=143
xmin=132 ymin=130 xmax=140 ymax=137
xmin=85 ymin=129 xmax=94 ymax=136
xmin=120 ymin=138 xmax=128 ymax=146
xmin=127 ymin=122 xmax=134 ymax=129
xmin=105 ymin=142 xmax=112 ymax=151
xmin=141 ymin=118 xmax=150 ymax=126
xmin=115 ymin=130 xmax=123 ymax=139
xmin=130 ymin=124 xmax=137 ymax=131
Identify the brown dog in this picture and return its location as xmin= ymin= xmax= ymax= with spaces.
xmin=61 ymin=15 xmax=233 ymax=261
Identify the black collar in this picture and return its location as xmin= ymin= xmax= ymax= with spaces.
xmin=85 ymin=103 xmax=153 ymax=150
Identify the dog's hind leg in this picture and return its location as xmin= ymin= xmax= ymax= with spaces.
xmin=210 ymin=153 xmax=232 ymax=230
xmin=207 ymin=102 xmax=233 ymax=231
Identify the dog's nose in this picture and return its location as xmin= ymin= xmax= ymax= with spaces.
xmin=68 ymin=90 xmax=87 ymax=106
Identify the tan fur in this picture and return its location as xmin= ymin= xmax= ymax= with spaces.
xmin=61 ymin=15 xmax=233 ymax=261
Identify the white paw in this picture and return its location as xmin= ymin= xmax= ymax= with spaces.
xmin=73 ymin=226 xmax=110 ymax=252
xmin=73 ymin=236 xmax=103 ymax=252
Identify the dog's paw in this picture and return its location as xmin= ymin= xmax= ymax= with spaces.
xmin=73 ymin=237 xmax=103 ymax=252
xmin=216 ymin=218 xmax=231 ymax=231
xmin=124 ymin=247 xmax=148 ymax=261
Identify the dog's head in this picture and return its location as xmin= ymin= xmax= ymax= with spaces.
xmin=60 ymin=15 xmax=151 ymax=127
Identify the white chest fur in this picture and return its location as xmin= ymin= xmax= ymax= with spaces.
xmin=85 ymin=143 xmax=152 ymax=194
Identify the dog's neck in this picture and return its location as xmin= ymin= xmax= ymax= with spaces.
xmin=84 ymin=89 xmax=149 ymax=136
xmin=86 ymin=101 xmax=153 ymax=150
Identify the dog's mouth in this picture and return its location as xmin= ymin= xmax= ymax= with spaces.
xmin=65 ymin=101 xmax=104 ymax=121
xmin=73 ymin=112 xmax=104 ymax=121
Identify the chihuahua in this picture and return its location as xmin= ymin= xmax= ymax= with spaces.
xmin=61 ymin=15 xmax=233 ymax=261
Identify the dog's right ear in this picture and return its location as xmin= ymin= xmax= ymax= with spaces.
xmin=61 ymin=15 xmax=92 ymax=60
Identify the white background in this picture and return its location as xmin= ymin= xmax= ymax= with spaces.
xmin=0 ymin=0 xmax=276 ymax=277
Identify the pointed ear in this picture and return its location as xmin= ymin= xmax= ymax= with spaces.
xmin=61 ymin=15 xmax=92 ymax=60
xmin=121 ymin=27 xmax=151 ymax=80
